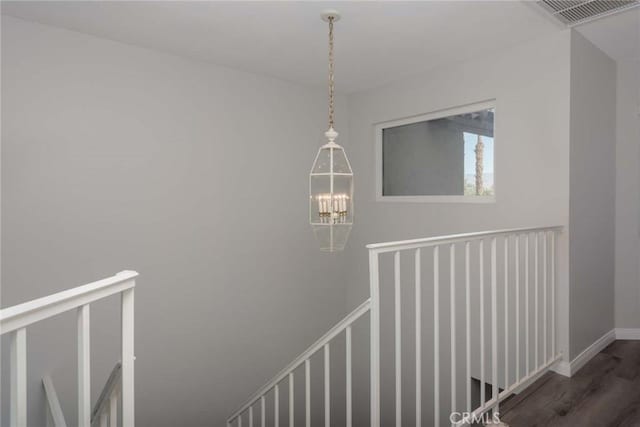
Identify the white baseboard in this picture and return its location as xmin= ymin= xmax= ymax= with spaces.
xmin=551 ymin=360 xmax=571 ymax=377
xmin=551 ymin=329 xmax=617 ymax=377
xmin=615 ymin=328 xmax=640 ymax=340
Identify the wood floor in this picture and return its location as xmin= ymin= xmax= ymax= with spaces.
xmin=499 ymin=340 xmax=640 ymax=427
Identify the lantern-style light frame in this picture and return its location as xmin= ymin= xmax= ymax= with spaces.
xmin=309 ymin=10 xmax=354 ymax=252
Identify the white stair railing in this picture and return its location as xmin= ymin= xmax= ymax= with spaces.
xmin=227 ymin=299 xmax=371 ymax=427
xmin=368 ymin=226 xmax=563 ymax=426
xmin=228 ymin=226 xmax=563 ymax=427
xmin=0 ymin=271 xmax=137 ymax=427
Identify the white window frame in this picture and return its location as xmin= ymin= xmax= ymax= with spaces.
xmin=374 ymin=99 xmax=497 ymax=203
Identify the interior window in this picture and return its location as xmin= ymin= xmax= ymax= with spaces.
xmin=379 ymin=105 xmax=495 ymax=199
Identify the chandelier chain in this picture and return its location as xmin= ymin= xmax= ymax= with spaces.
xmin=328 ymin=16 xmax=335 ymax=129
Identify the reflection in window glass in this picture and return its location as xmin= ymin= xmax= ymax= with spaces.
xmin=381 ymin=106 xmax=494 ymax=197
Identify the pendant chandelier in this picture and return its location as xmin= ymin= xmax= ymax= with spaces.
xmin=310 ymin=10 xmax=353 ymax=252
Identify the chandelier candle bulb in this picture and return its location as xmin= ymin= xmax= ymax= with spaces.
xmin=316 ymin=194 xmax=348 ymax=216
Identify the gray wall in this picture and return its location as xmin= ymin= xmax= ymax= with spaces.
xmin=1 ymin=16 xmax=350 ymax=427
xmin=568 ymin=31 xmax=616 ymax=358
xmin=344 ymin=31 xmax=573 ymax=425
xmin=615 ymin=58 xmax=640 ymax=329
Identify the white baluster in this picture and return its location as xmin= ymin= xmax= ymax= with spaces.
xmin=346 ymin=326 xmax=352 ymax=427
xmin=10 ymin=328 xmax=27 ymax=427
xmin=551 ymin=232 xmax=556 ymax=357
xmin=109 ymin=392 xmax=117 ymax=427
xmin=121 ymin=287 xmax=135 ymax=427
xmin=289 ymin=373 xmax=294 ymax=427
xmin=480 ymin=241 xmax=485 ymax=408
xmin=305 ymin=359 xmax=311 ymax=427
xmin=504 ymin=236 xmax=509 ymax=389
xmin=100 ymin=413 xmax=108 ymax=427
xmin=491 ymin=237 xmax=498 ymax=405
xmin=465 ymin=241 xmax=471 ymax=413
xmin=275 ymin=384 xmax=279 ymax=427
xmin=543 ymin=232 xmax=548 ymax=363
xmin=324 ymin=343 xmax=330 ymax=427
xmin=78 ymin=305 xmax=91 ymax=427
xmin=535 ymin=233 xmax=539 ymax=369
xmin=515 ymin=236 xmax=520 ymax=383
xmin=415 ymin=248 xmax=422 ymax=427
xmin=43 ymin=375 xmax=67 ymax=427
xmin=261 ymin=396 xmax=266 ymax=427
xmin=394 ymin=250 xmax=401 ymax=427
xmin=250 ymin=406 xmax=254 ymax=427
xmin=450 ymin=243 xmax=456 ymax=425
xmin=369 ymin=251 xmax=381 ymax=427
xmin=525 ymin=234 xmax=530 ymax=375
xmin=434 ymin=245 xmax=440 ymax=426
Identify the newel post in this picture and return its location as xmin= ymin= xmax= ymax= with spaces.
xmin=120 ymin=273 xmax=135 ymax=427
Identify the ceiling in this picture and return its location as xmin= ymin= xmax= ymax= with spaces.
xmin=1 ymin=1 xmax=563 ymax=93
xmin=577 ymin=6 xmax=640 ymax=61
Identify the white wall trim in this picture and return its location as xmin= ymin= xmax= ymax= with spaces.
xmin=615 ymin=328 xmax=640 ymax=340
xmin=551 ymin=359 xmax=571 ymax=377
xmin=551 ymin=329 xmax=616 ymax=377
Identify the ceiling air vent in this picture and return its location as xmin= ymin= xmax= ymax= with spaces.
xmin=538 ymin=0 xmax=640 ymax=26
